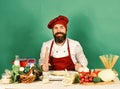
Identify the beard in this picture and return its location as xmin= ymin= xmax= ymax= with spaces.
xmin=53 ymin=32 xmax=67 ymax=44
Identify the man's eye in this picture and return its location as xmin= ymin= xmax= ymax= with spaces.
xmin=60 ymin=26 xmax=64 ymax=29
xmin=54 ymin=27 xmax=58 ymax=29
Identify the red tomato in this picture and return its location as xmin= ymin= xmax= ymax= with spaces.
xmin=84 ymin=75 xmax=89 ymax=79
xmin=81 ymin=77 xmax=85 ymax=81
xmin=79 ymin=73 xmax=84 ymax=78
xmin=89 ymin=77 xmax=93 ymax=82
xmin=80 ymin=77 xmax=85 ymax=84
xmin=85 ymin=78 xmax=90 ymax=82
xmin=80 ymin=80 xmax=84 ymax=84
xmin=80 ymin=72 xmax=86 ymax=75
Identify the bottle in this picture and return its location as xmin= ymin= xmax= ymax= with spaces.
xmin=14 ymin=55 xmax=20 ymax=66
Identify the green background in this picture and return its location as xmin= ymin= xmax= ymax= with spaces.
xmin=0 ymin=0 xmax=120 ymax=78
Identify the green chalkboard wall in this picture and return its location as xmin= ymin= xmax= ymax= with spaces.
xmin=0 ymin=0 xmax=120 ymax=78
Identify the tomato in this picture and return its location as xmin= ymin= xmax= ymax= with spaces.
xmin=80 ymin=77 xmax=85 ymax=84
xmin=80 ymin=77 xmax=85 ymax=81
xmin=91 ymin=70 xmax=100 ymax=77
xmin=84 ymin=75 xmax=89 ymax=79
xmin=91 ymin=72 xmax=97 ymax=77
xmin=80 ymin=80 xmax=84 ymax=84
xmin=79 ymin=72 xmax=86 ymax=78
xmin=85 ymin=78 xmax=90 ymax=82
xmin=86 ymin=71 xmax=91 ymax=75
xmin=80 ymin=71 xmax=86 ymax=75
xmin=89 ymin=77 xmax=93 ymax=82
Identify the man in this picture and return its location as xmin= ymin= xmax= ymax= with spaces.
xmin=39 ymin=15 xmax=88 ymax=71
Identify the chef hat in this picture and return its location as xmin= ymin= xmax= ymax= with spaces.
xmin=47 ymin=15 xmax=69 ymax=29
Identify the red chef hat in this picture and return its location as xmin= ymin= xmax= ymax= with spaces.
xmin=48 ymin=15 xmax=69 ymax=29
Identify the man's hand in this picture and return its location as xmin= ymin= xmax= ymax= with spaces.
xmin=75 ymin=63 xmax=83 ymax=71
xmin=42 ymin=63 xmax=51 ymax=72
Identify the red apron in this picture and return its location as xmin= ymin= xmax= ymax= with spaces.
xmin=49 ymin=40 xmax=75 ymax=70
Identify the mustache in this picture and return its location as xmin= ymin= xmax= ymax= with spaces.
xmin=55 ymin=32 xmax=65 ymax=35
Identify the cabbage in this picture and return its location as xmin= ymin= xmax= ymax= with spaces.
xmin=98 ymin=69 xmax=116 ymax=82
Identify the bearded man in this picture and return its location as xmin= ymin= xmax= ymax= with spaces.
xmin=39 ymin=15 xmax=88 ymax=72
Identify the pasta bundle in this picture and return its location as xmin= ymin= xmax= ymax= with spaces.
xmin=99 ymin=54 xmax=119 ymax=69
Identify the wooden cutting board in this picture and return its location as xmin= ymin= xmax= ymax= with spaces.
xmin=82 ymin=81 xmax=114 ymax=85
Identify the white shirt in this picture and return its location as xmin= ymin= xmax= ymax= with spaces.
xmin=39 ymin=38 xmax=88 ymax=67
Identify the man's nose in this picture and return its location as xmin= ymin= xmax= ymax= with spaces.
xmin=57 ymin=28 xmax=61 ymax=32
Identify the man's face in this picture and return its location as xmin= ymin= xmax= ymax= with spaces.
xmin=52 ymin=24 xmax=67 ymax=43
